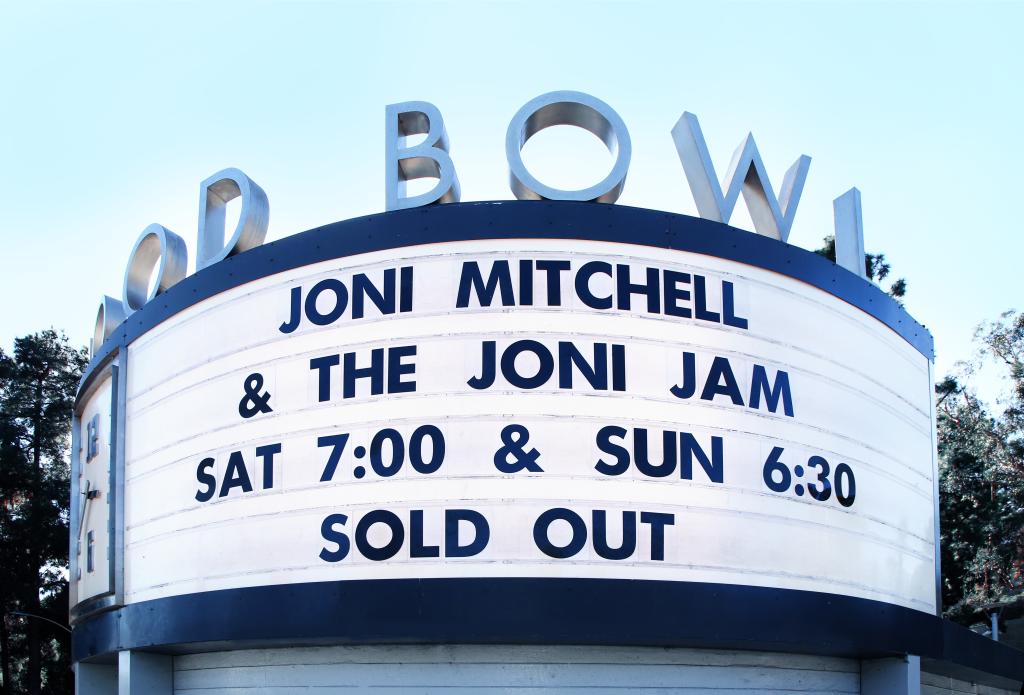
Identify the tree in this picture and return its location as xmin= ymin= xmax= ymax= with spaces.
xmin=937 ymin=311 xmax=1024 ymax=625
xmin=0 ymin=331 xmax=87 ymax=695
xmin=814 ymin=235 xmax=907 ymax=300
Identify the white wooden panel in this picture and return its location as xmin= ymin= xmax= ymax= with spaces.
xmin=921 ymin=669 xmax=1019 ymax=695
xmin=173 ymin=645 xmax=859 ymax=694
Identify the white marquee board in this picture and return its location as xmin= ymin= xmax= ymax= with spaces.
xmin=76 ymin=238 xmax=937 ymax=615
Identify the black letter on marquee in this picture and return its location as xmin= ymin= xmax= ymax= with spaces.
xmin=319 ymin=513 xmax=350 ymax=562
xmin=305 ymin=279 xmax=349 ymax=326
xmin=722 ymin=281 xmax=748 ymax=329
xmin=616 ymin=264 xmax=661 ymax=313
xmin=255 ymin=443 xmax=282 ymax=489
xmin=612 ymin=344 xmax=626 ymax=391
xmin=343 ymin=348 xmax=385 ymax=399
xmin=352 ymin=269 xmax=396 ymax=319
xmin=680 ymin=433 xmax=724 ymax=484
xmin=468 ymin=341 xmax=497 ymax=390
xmin=595 ymin=425 xmax=629 ymax=476
xmin=663 ymin=270 xmax=692 ymax=318
xmin=519 ymin=259 xmax=534 ymax=306
xmin=640 ymin=511 xmax=674 ymax=561
xmin=558 ymin=342 xmax=608 ymax=390
xmin=670 ymin=352 xmax=697 ymax=399
xmin=219 ymin=451 xmax=254 ymax=497
xmin=700 ymin=356 xmax=744 ymax=405
xmin=693 ymin=275 xmax=721 ymax=323
xmin=534 ymin=508 xmax=587 ymax=559
xmin=279 ymin=286 xmax=303 ymax=333
xmin=387 ymin=345 xmax=417 ymax=394
xmin=749 ymin=365 xmax=794 ymax=417
xmin=317 ymin=434 xmax=349 ymax=482
xmin=310 ymin=354 xmax=340 ymax=402
xmin=456 ymin=261 xmax=515 ymax=308
xmin=355 ymin=510 xmax=405 ymax=561
xmin=445 ymin=509 xmax=490 ymax=557
xmin=501 ymin=340 xmax=554 ymax=389
xmin=593 ymin=510 xmax=637 ymax=560
xmin=399 ymin=266 xmax=414 ymax=313
xmin=410 ymin=509 xmax=440 ymax=558
xmin=195 ymin=457 xmax=216 ymax=502
xmin=536 ymin=260 xmax=570 ymax=305
xmin=575 ymin=261 xmax=613 ymax=309
xmin=634 ymin=428 xmax=677 ymax=478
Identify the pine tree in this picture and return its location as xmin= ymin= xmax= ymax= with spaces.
xmin=937 ymin=311 xmax=1024 ymax=625
xmin=0 ymin=331 xmax=87 ymax=694
xmin=814 ymin=235 xmax=907 ymax=300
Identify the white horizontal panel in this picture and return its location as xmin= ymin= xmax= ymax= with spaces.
xmin=173 ymin=644 xmax=860 ymax=669
xmin=172 ymin=645 xmax=859 ymax=694
xmin=126 ymin=497 xmax=933 ymax=609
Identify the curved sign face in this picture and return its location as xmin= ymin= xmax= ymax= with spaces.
xmin=70 ymin=202 xmax=938 ymax=654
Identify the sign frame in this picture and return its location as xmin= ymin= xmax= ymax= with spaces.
xmin=72 ymin=199 xmax=939 ymax=658
xmin=69 ymin=348 xmax=127 ymax=622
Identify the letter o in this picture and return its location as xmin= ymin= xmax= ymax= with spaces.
xmin=505 ymin=91 xmax=631 ymax=204
xmin=304 ymin=278 xmax=349 ymax=326
xmin=533 ymin=507 xmax=587 ymax=559
xmin=122 ymin=224 xmax=188 ymax=315
xmin=501 ymin=339 xmax=554 ymax=389
xmin=91 ymin=295 xmax=126 ymax=357
xmin=355 ymin=510 xmax=405 ymax=561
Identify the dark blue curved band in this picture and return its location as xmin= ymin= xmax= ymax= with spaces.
xmin=71 ymin=578 xmax=1023 ymax=683
xmin=79 ymin=201 xmax=932 ymax=395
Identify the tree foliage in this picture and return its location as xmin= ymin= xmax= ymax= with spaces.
xmin=814 ymin=235 xmax=907 ymax=300
xmin=938 ymin=311 xmax=1024 ymax=624
xmin=0 ymin=331 xmax=87 ymax=694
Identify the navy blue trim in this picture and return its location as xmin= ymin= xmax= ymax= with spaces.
xmin=78 ymin=201 xmax=932 ymax=398
xmin=73 ymin=578 xmax=933 ymax=658
xmin=70 ymin=578 xmax=1023 ymax=683
xmin=940 ymin=619 xmax=1024 ymax=685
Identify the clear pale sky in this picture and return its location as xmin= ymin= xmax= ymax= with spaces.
xmin=1 ymin=1 xmax=1020 ymax=401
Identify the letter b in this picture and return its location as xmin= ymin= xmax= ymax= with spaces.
xmin=384 ymin=101 xmax=461 ymax=210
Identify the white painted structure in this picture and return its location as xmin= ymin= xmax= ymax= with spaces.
xmin=75 ymin=645 xmax=1023 ymax=694
xmin=70 ymin=202 xmax=1022 ymax=695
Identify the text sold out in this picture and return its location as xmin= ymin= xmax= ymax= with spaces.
xmin=318 ymin=507 xmax=675 ymax=562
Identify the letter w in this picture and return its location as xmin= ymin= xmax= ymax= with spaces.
xmin=671 ymin=112 xmax=811 ymax=242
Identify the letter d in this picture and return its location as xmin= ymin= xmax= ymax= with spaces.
xmin=197 ymin=168 xmax=270 ymax=271
xmin=385 ymin=101 xmax=461 ymax=210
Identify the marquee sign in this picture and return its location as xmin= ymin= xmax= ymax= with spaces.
xmin=121 ymin=236 xmax=936 ymax=605
xmin=70 ymin=93 xmax=939 ymax=656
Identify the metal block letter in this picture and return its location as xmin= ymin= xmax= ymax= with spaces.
xmin=197 ymin=168 xmax=270 ymax=271
xmin=833 ymin=187 xmax=867 ymax=278
xmin=91 ymin=295 xmax=126 ymax=356
xmin=121 ymin=224 xmax=188 ymax=315
xmin=671 ymin=111 xmax=810 ymax=242
xmin=505 ymin=91 xmax=631 ymax=204
xmin=385 ymin=101 xmax=461 ymax=210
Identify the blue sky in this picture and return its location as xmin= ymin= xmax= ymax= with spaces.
xmin=1 ymin=1 xmax=1021 ymax=402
